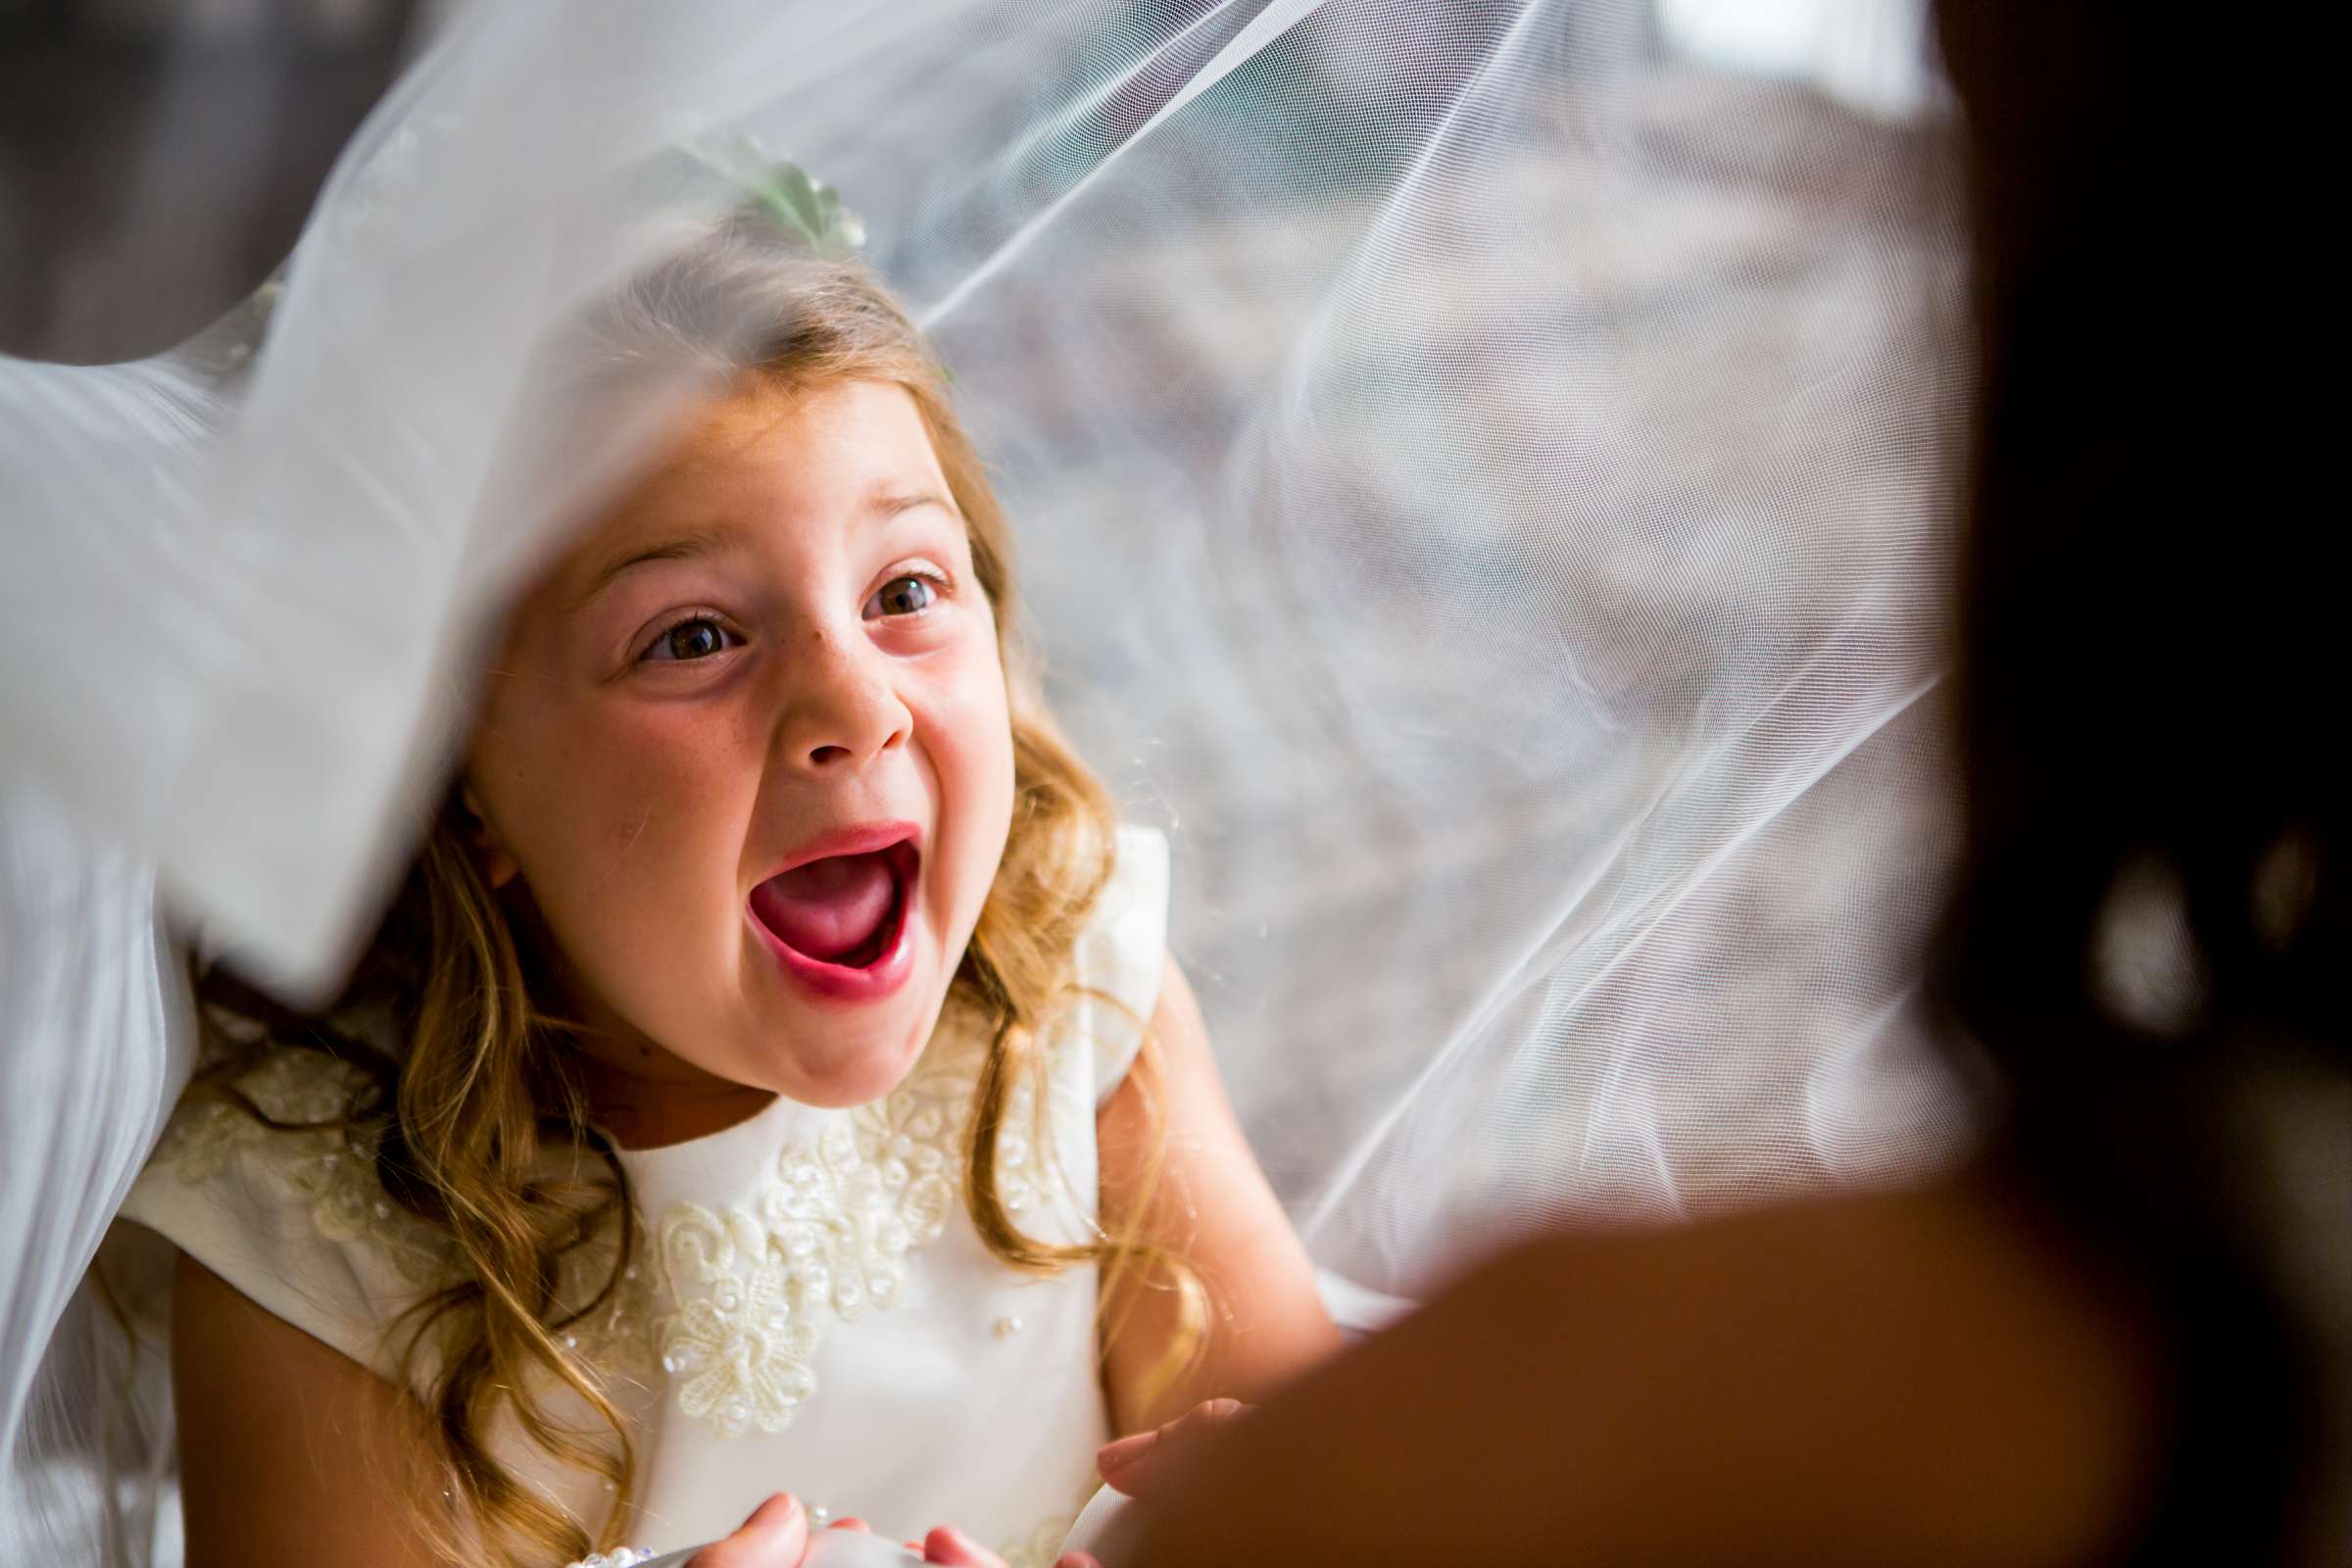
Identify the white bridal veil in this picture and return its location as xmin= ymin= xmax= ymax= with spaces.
xmin=2 ymin=0 xmax=1964 ymax=1556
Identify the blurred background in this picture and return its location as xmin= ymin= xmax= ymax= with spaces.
xmin=3 ymin=0 xmax=1963 ymax=1293
xmin=0 ymin=0 xmax=418 ymax=364
xmin=6 ymin=6 xmax=1975 ymax=1558
xmin=1 ymin=0 xmax=1933 ymax=362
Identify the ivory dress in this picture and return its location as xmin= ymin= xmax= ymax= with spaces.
xmin=118 ymin=828 xmax=1170 ymax=1565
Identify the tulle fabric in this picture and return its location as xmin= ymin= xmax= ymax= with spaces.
xmin=2 ymin=1 xmax=1966 ymax=1557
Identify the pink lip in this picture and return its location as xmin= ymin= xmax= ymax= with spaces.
xmin=767 ymin=819 xmax=924 ymax=876
xmin=748 ymin=820 xmax=922 ymax=1005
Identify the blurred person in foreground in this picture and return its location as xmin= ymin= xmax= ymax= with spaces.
xmin=1085 ymin=1 xmax=2346 ymax=1562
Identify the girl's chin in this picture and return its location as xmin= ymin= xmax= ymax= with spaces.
xmin=735 ymin=914 xmax=968 ymax=1103
xmin=755 ymin=999 xmax=941 ymax=1109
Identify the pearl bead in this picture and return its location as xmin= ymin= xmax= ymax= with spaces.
xmin=994 ymin=1316 xmax=1022 ymax=1339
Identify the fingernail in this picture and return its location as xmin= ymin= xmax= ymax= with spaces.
xmin=745 ymin=1492 xmax=801 ymax=1529
xmin=1097 ymin=1429 xmax=1159 ymax=1469
xmin=922 ymin=1523 xmax=978 ymax=1561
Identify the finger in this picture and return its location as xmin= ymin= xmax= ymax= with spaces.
xmin=1098 ymin=1396 xmax=1255 ymax=1497
xmin=921 ymin=1524 xmax=1009 ymax=1567
xmin=1102 ymin=1396 xmax=1250 ymax=1474
xmin=1053 ymin=1555 xmax=1103 ymax=1568
xmin=1095 ymin=1426 xmax=1158 ymax=1484
xmin=1171 ymin=1396 xmax=1249 ymax=1430
xmin=827 ymin=1517 xmax=873 ymax=1534
xmin=687 ymin=1493 xmax=808 ymax=1568
xmin=742 ymin=1493 xmax=807 ymax=1532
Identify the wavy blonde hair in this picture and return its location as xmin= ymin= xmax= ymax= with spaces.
xmin=186 ymin=212 xmax=1192 ymax=1567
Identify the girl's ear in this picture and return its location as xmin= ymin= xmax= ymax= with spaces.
xmin=458 ymin=785 xmax=521 ymax=891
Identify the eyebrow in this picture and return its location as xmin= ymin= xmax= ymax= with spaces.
xmin=572 ymin=526 xmax=741 ymax=610
xmin=869 ymin=489 xmax=960 ymax=525
xmin=570 ymin=491 xmax=962 ymax=610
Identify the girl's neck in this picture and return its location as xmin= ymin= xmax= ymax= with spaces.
xmin=568 ymin=1032 xmax=777 ymax=1151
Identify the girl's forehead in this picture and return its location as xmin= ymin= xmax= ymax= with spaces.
xmin=669 ymin=377 xmax=945 ymax=497
xmin=548 ymin=379 xmax=962 ymax=603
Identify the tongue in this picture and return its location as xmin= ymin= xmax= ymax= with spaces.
xmin=752 ymin=853 xmax=897 ymax=962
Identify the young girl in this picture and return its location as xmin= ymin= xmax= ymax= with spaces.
xmin=114 ymin=198 xmax=1337 ymax=1568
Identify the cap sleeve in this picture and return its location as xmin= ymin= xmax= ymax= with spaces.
xmin=113 ymin=1046 xmax=451 ymax=1387
xmin=1078 ymin=826 xmax=1170 ymax=1109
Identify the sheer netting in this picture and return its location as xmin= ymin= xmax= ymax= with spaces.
xmin=2 ymin=1 xmax=1966 ymax=1558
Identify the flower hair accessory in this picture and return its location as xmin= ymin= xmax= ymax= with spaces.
xmin=746 ymin=158 xmax=866 ymax=254
xmin=693 ymin=135 xmax=866 ymax=255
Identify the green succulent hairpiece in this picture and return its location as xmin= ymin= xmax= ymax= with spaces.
xmin=696 ymin=135 xmax=866 ymax=255
xmin=749 ymin=160 xmax=866 ymax=254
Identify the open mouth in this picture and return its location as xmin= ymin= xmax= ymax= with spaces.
xmin=748 ymin=829 xmax=920 ymax=1001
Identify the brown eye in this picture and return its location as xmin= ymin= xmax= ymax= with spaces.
xmin=866 ymin=574 xmax=937 ymax=619
xmin=644 ymin=616 xmax=735 ymax=662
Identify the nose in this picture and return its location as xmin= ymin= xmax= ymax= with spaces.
xmin=773 ymin=625 xmax=911 ymax=772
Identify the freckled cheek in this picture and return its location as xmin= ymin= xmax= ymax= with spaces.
xmin=911 ymin=658 xmax=1017 ymax=915
xmin=496 ymin=697 xmax=768 ymax=915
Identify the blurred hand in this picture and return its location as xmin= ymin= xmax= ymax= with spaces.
xmin=687 ymin=1492 xmax=1133 ymax=1568
xmin=824 ymin=1511 xmax=1026 ymax=1567
xmin=687 ymin=1493 xmax=810 ymax=1567
xmin=1095 ymin=1397 xmax=1252 ymax=1500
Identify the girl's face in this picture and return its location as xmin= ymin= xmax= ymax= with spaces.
xmin=466 ymin=378 xmax=1015 ymax=1115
